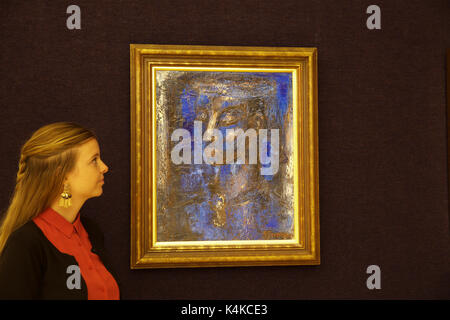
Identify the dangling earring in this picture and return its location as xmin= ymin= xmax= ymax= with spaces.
xmin=59 ymin=184 xmax=72 ymax=208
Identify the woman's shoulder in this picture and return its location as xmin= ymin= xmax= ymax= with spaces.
xmin=6 ymin=220 xmax=45 ymax=249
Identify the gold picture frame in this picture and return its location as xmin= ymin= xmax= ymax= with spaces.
xmin=130 ymin=44 xmax=319 ymax=268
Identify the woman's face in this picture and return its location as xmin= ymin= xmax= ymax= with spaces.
xmin=65 ymin=138 xmax=108 ymax=201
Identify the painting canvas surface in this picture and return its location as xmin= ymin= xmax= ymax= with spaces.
xmin=155 ymin=70 xmax=295 ymax=242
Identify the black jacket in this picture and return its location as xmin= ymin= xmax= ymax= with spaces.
xmin=0 ymin=216 xmax=119 ymax=300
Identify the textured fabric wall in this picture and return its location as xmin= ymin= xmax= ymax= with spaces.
xmin=0 ymin=0 xmax=449 ymax=299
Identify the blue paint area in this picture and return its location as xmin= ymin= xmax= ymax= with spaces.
xmin=198 ymin=94 xmax=210 ymax=105
xmin=221 ymin=100 xmax=233 ymax=108
xmin=249 ymin=72 xmax=292 ymax=124
xmin=179 ymin=168 xmax=204 ymax=192
xmin=180 ymin=88 xmax=197 ymax=131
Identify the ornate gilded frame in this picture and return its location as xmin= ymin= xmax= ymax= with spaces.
xmin=130 ymin=44 xmax=319 ymax=268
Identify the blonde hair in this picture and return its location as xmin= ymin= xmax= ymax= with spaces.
xmin=0 ymin=122 xmax=97 ymax=254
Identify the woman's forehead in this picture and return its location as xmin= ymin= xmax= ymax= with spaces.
xmin=78 ymin=138 xmax=99 ymax=157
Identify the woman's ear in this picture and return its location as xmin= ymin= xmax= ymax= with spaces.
xmin=55 ymin=165 xmax=70 ymax=185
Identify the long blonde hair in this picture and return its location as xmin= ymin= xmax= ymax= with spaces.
xmin=0 ymin=122 xmax=97 ymax=254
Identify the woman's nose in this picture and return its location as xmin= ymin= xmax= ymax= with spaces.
xmin=100 ymin=160 xmax=109 ymax=173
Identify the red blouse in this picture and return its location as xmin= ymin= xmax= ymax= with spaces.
xmin=33 ymin=207 xmax=120 ymax=300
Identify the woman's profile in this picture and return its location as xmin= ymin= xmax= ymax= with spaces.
xmin=0 ymin=122 xmax=119 ymax=299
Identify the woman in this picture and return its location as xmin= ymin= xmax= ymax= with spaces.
xmin=0 ymin=122 xmax=120 ymax=299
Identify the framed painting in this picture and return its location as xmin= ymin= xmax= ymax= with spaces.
xmin=130 ymin=44 xmax=319 ymax=268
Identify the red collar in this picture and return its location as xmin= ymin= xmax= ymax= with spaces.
xmin=37 ymin=207 xmax=82 ymax=238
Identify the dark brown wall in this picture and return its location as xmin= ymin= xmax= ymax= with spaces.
xmin=0 ymin=0 xmax=449 ymax=299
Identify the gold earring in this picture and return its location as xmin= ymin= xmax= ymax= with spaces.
xmin=59 ymin=184 xmax=72 ymax=208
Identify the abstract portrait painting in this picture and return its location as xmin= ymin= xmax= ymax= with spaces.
xmin=130 ymin=45 xmax=319 ymax=268
xmin=156 ymin=70 xmax=294 ymax=242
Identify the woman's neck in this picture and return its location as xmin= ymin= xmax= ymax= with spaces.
xmin=50 ymin=198 xmax=85 ymax=223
